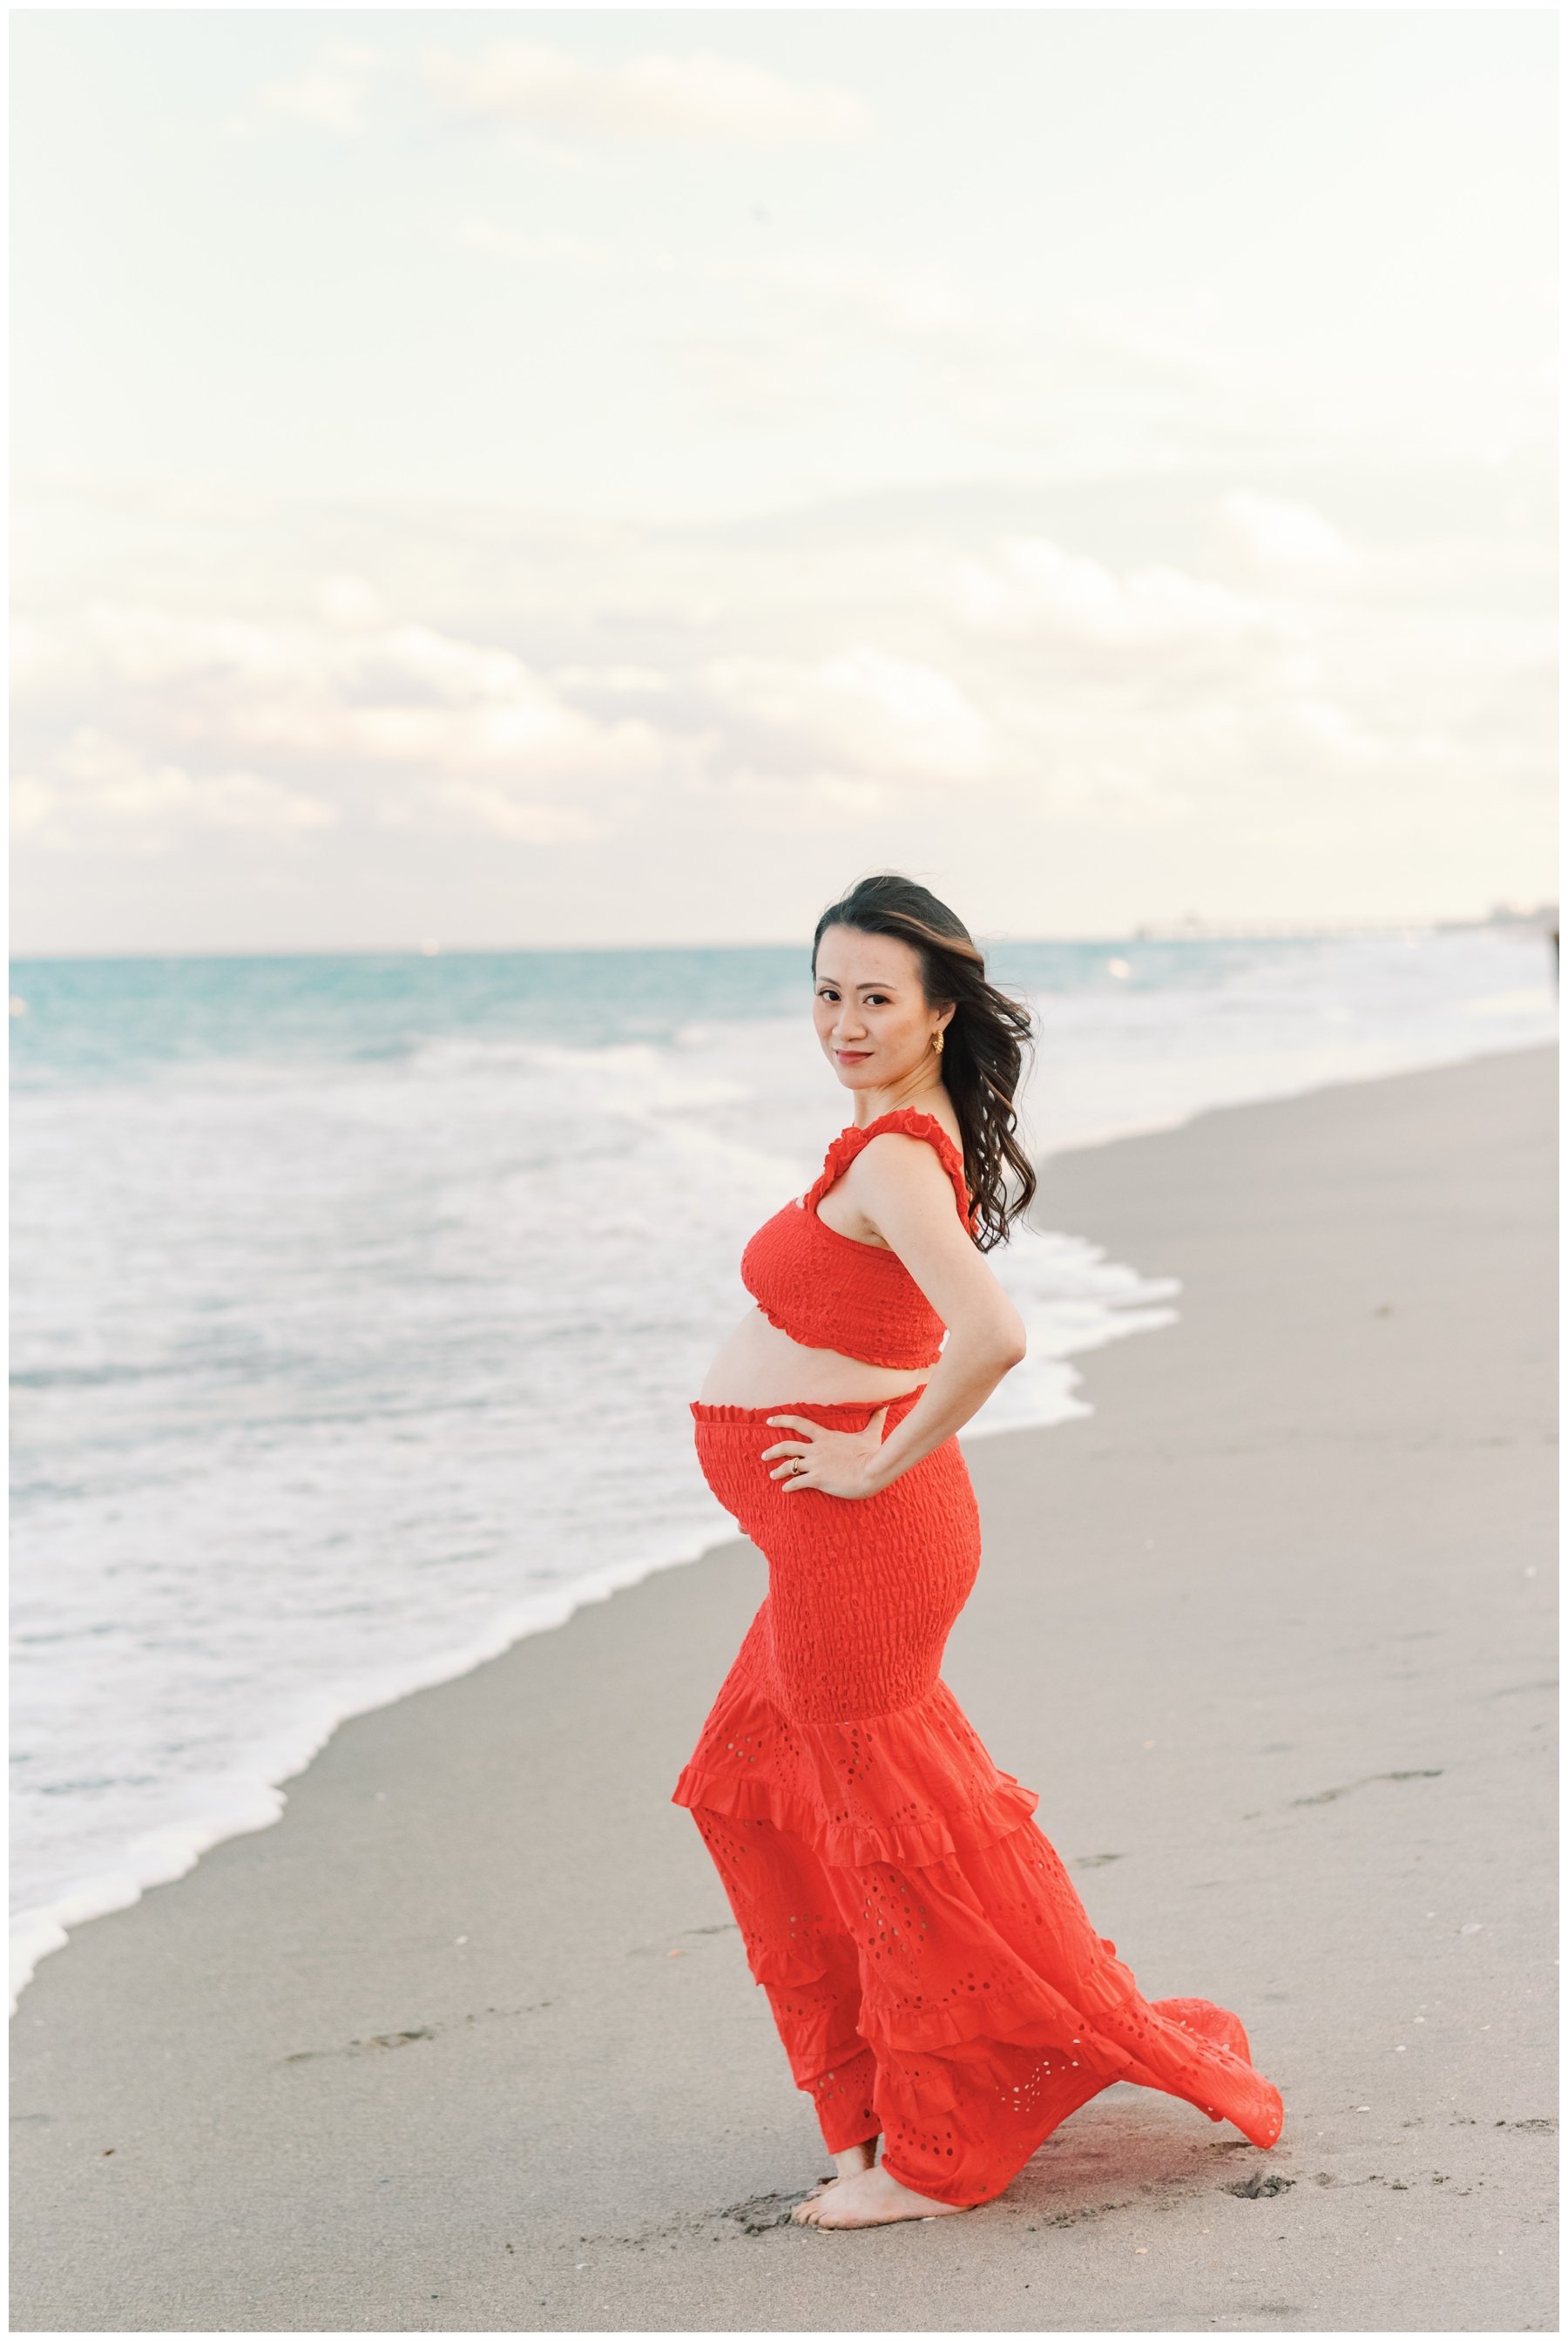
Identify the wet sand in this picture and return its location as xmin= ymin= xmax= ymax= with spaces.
xmin=10 ymin=1042 xmax=1557 ymax=2333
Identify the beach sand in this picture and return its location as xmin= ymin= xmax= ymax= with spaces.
xmin=10 ymin=1044 xmax=1556 ymax=2334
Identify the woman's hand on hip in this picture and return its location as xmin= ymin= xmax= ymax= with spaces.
xmin=760 ymin=1410 xmax=890 ymax=1500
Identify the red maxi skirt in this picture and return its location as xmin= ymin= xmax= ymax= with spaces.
xmin=671 ymin=1388 xmax=1285 ymax=2209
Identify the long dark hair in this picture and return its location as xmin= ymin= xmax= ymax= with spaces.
xmin=811 ymin=873 xmax=1037 ymax=1251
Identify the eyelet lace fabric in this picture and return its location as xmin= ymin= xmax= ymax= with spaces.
xmin=739 ymin=1108 xmax=977 ymax=1369
xmin=673 ymin=1379 xmax=1286 ymax=2209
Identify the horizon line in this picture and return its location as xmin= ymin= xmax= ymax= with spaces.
xmin=9 ymin=908 xmax=1558 ymax=965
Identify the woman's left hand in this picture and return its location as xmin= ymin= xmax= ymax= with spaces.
xmin=760 ymin=1409 xmax=889 ymax=1500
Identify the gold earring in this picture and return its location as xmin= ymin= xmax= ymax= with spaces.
xmin=931 ymin=1030 xmax=944 ymax=1055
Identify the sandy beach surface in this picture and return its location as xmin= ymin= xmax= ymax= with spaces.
xmin=10 ymin=1043 xmax=1556 ymax=2335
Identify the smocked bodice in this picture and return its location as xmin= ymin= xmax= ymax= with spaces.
xmin=739 ymin=1107 xmax=975 ymax=1370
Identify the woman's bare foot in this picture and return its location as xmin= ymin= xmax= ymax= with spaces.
xmin=792 ymin=2164 xmax=969 ymax=2228
xmin=801 ymin=2136 xmax=878 ymax=2202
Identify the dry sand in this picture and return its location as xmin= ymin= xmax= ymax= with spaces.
xmin=10 ymin=1043 xmax=1557 ymax=2333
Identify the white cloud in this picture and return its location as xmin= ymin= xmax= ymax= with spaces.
xmin=315 ymin=574 xmax=386 ymax=631
xmin=10 ymin=462 xmax=1553 ymax=924
xmin=192 ymin=771 xmax=344 ymax=834
xmin=614 ymin=244 xmax=980 ymax=348
xmin=377 ymin=780 xmax=605 ymax=844
xmin=1220 ymin=490 xmax=1357 ymax=577
xmin=341 ymin=623 xmax=550 ymax=710
xmin=456 ymin=219 xmax=612 ymax=267
xmin=760 ymin=255 xmax=970 ymax=336
xmin=30 ymin=606 xmax=667 ymax=791
xmin=1031 ymin=753 xmax=1195 ymax=826
xmin=712 ymin=764 xmax=898 ymax=832
xmin=953 ymin=538 xmax=1277 ymax=658
xmin=1289 ymin=695 xmax=1386 ymax=767
xmin=453 ymin=234 xmax=983 ymax=389
xmin=1071 ymin=313 xmax=1233 ymax=393
xmin=16 ymin=730 xmax=341 ymax=852
xmin=554 ymin=665 xmax=670 ymax=695
xmin=10 ymin=616 xmax=83 ymax=700
xmin=231 ymin=41 xmax=385 ymax=140
xmin=247 ymin=691 xmax=654 ymax=780
xmin=421 ymin=42 xmax=869 ymax=145
xmin=89 ymin=603 xmax=282 ymax=687
xmin=705 ymin=646 xmax=992 ymax=784
xmin=224 ymin=36 xmax=868 ymax=152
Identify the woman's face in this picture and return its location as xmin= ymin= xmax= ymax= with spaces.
xmin=812 ymin=924 xmax=952 ymax=1092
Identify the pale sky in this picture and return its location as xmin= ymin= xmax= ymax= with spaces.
xmin=11 ymin=8 xmax=1558 ymax=952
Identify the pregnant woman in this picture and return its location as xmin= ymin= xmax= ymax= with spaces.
xmin=672 ymin=872 xmax=1285 ymax=2229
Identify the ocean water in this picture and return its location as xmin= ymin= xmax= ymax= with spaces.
xmin=10 ymin=924 xmax=1557 ymax=2009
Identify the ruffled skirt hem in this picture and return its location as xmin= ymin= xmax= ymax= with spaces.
xmin=670 ymin=1655 xmax=1044 ymax=1868
xmin=672 ymin=1668 xmax=1285 ymax=2164
xmin=671 ymin=1750 xmax=1043 ymax=1872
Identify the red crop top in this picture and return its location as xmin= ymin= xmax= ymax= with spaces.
xmin=739 ymin=1106 xmax=977 ymax=1370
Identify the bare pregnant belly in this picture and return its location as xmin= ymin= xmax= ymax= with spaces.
xmin=697 ymin=1303 xmax=930 ymax=1407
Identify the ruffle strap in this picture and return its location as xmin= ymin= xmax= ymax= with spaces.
xmin=806 ymin=1109 xmax=975 ymax=1233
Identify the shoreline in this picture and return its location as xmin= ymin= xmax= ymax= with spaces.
xmin=11 ymin=1043 xmax=1556 ymax=2333
xmin=10 ymin=1033 xmax=1550 ymax=2017
xmin=9 ymin=1194 xmax=1172 ymax=2020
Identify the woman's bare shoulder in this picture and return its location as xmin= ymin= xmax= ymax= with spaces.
xmin=850 ymin=1122 xmax=969 ymax=1219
